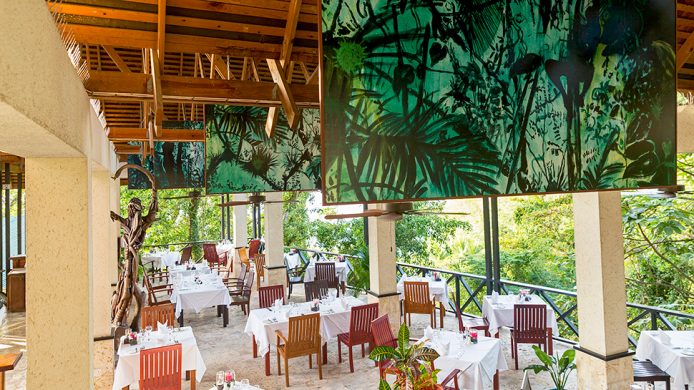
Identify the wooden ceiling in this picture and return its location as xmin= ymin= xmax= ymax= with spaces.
xmin=47 ymin=0 xmax=319 ymax=159
xmin=48 ymin=0 xmax=694 ymax=161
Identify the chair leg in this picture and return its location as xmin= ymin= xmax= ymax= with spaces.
xmin=309 ymin=354 xmax=312 ymax=369
xmin=253 ymin=335 xmax=257 ymax=358
xmin=440 ymin=305 xmax=444 ymax=328
xmin=514 ymin=340 xmax=519 ymax=370
xmin=349 ymin=345 xmax=354 ymax=373
xmin=338 ymin=339 xmax=342 ymax=363
xmin=361 ymin=343 xmax=365 ymax=358
xmin=666 ymin=379 xmax=670 ymax=390
xmin=318 ymin=349 xmax=323 ymax=380
xmin=284 ymin=356 xmax=290 ymax=387
xmin=277 ymin=351 xmax=282 ymax=375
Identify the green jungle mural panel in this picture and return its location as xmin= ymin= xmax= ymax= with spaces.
xmin=321 ymin=0 xmax=676 ymax=204
xmin=205 ymin=105 xmax=321 ymax=194
xmin=128 ymin=121 xmax=205 ymax=189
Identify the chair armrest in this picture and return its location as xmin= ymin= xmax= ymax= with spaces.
xmin=276 ymin=330 xmax=289 ymax=346
xmin=151 ymin=284 xmax=173 ymax=291
xmin=441 ymin=368 xmax=461 ymax=388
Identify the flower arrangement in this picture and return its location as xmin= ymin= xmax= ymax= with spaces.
xmin=124 ymin=331 xmax=139 ymax=345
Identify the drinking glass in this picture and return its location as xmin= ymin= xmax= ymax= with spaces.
xmin=145 ymin=325 xmax=153 ymax=341
xmin=216 ymin=371 xmax=225 ymax=390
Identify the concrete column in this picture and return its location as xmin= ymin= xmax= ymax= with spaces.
xmin=573 ymin=192 xmax=633 ymax=389
xmin=25 ymin=157 xmax=93 ymax=390
xmin=263 ymin=192 xmax=285 ymax=287
xmin=233 ymin=194 xmax=248 ymax=275
xmin=367 ymin=204 xmax=400 ymax=328
xmin=109 ymin=177 xmax=120 ymax=285
xmin=91 ymin=169 xmax=112 ymax=339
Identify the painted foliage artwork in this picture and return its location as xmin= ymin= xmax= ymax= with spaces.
xmin=128 ymin=121 xmax=205 ymax=189
xmin=205 ymin=105 xmax=321 ymax=193
xmin=321 ymin=0 xmax=676 ymax=204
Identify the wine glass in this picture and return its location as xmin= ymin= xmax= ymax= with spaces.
xmin=145 ymin=325 xmax=153 ymax=341
xmin=216 ymin=371 xmax=225 ymax=390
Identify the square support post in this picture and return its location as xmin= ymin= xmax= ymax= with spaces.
xmin=367 ymin=204 xmax=400 ymax=328
xmin=263 ymin=192 xmax=286 ymax=287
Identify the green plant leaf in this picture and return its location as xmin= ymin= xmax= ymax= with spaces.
xmin=369 ymin=345 xmax=397 ymax=362
xmin=378 ymin=378 xmax=392 ymax=390
xmin=525 ymin=364 xmax=549 ymax=374
xmin=397 ymin=323 xmax=410 ymax=354
xmin=532 ymin=345 xmax=553 ymax=366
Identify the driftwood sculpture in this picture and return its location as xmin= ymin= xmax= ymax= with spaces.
xmin=110 ymin=164 xmax=158 ymax=329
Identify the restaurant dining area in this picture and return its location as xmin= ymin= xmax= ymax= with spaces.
xmin=0 ymin=0 xmax=693 ymax=389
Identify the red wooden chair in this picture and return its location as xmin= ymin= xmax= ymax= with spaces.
xmin=337 ymin=302 xmax=379 ymax=372
xmin=230 ymin=269 xmax=255 ymax=316
xmin=304 ymin=280 xmax=329 ymax=301
xmin=511 ymin=304 xmax=552 ymax=370
xmin=315 ymin=262 xmax=340 ymax=297
xmin=248 ymin=239 xmax=261 ymax=259
xmin=452 ymin=296 xmax=490 ymax=337
xmin=203 ymin=243 xmax=223 ymax=271
xmin=403 ymin=281 xmax=439 ymax=328
xmin=141 ymin=303 xmax=175 ymax=329
xmin=371 ymin=315 xmax=398 ymax=379
xmin=180 ymin=245 xmax=193 ymax=264
xmin=139 ymin=344 xmax=182 ymax=390
xmin=143 ymin=271 xmax=172 ymax=306
xmin=253 ymin=285 xmax=286 ymax=358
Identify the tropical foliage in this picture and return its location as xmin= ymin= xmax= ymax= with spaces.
xmin=205 ymin=106 xmax=321 ymax=194
xmin=321 ymin=0 xmax=676 ymax=204
xmin=128 ymin=121 xmax=205 ymax=189
xmin=525 ymin=345 xmax=576 ymax=390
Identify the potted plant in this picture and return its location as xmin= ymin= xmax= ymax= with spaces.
xmin=369 ymin=323 xmax=441 ymax=390
xmin=524 ymin=345 xmax=576 ymax=390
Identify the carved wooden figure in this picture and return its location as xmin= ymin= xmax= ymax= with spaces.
xmin=110 ymin=164 xmax=158 ymax=329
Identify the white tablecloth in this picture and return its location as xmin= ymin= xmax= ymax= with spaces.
xmin=635 ymin=330 xmax=694 ymax=388
xmin=217 ymin=243 xmax=235 ymax=257
xmin=420 ymin=330 xmax=507 ymax=390
xmin=142 ymin=251 xmax=181 ymax=270
xmin=481 ymin=295 xmax=558 ymax=337
xmin=397 ymin=276 xmax=450 ymax=306
xmin=304 ymin=262 xmax=349 ymax=284
xmin=112 ymin=327 xmax=206 ymax=390
xmin=169 ymin=263 xmax=212 ymax=278
xmin=285 ymin=253 xmax=302 ymax=269
xmin=244 ymin=296 xmax=365 ymax=356
xmin=170 ymin=274 xmax=232 ymax=318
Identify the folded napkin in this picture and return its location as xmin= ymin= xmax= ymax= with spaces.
xmin=491 ymin=291 xmax=499 ymax=304
xmin=274 ymin=298 xmax=283 ymax=310
xmin=439 ymin=339 xmax=450 ymax=356
xmin=424 ymin=326 xmax=434 ymax=340
xmin=157 ymin=321 xmax=169 ymax=333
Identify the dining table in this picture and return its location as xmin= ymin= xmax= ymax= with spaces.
xmin=142 ymin=251 xmax=181 ymax=270
xmin=303 ymin=261 xmax=350 ymax=284
xmin=244 ymin=295 xmax=365 ymax=375
xmin=216 ymin=242 xmax=235 ymax=257
xmin=168 ymin=262 xmax=212 ymax=278
xmin=635 ymin=330 xmax=694 ymax=388
xmin=112 ymin=326 xmax=206 ymax=390
xmin=170 ymin=272 xmax=232 ymax=327
xmin=481 ymin=294 xmax=558 ymax=338
xmin=420 ymin=329 xmax=507 ymax=390
xmin=397 ymin=276 xmax=450 ymax=306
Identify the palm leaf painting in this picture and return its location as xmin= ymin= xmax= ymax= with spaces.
xmin=321 ymin=0 xmax=676 ymax=204
xmin=128 ymin=121 xmax=205 ymax=189
xmin=205 ymin=105 xmax=321 ymax=193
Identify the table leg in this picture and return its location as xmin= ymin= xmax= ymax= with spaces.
xmin=265 ymin=352 xmax=271 ymax=376
xmin=179 ymin=311 xmax=184 ymax=327
xmin=322 ymin=343 xmax=328 ymax=365
xmin=221 ymin=305 xmax=229 ymax=327
xmin=493 ymin=370 xmax=499 ymax=390
xmin=217 ymin=305 xmax=222 ymax=317
xmin=547 ymin=328 xmax=553 ymax=355
xmin=189 ymin=369 xmax=196 ymax=390
xmin=0 ymin=371 xmax=5 ymax=390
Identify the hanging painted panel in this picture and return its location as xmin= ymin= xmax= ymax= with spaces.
xmin=321 ymin=0 xmax=676 ymax=204
xmin=128 ymin=121 xmax=205 ymax=189
xmin=205 ymin=105 xmax=321 ymax=194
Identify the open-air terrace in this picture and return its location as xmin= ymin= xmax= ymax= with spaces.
xmin=0 ymin=0 xmax=693 ymax=389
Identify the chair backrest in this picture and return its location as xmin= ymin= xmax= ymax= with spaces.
xmin=259 ymin=285 xmax=285 ymax=308
xmin=371 ymin=314 xmax=397 ymax=348
xmin=286 ymin=313 xmax=321 ymax=354
xmin=180 ymin=245 xmax=193 ymax=263
xmin=203 ymin=243 xmax=219 ymax=264
xmin=139 ymin=344 xmax=182 ymax=390
xmin=238 ymin=247 xmax=250 ymax=266
xmin=349 ymin=303 xmax=379 ymax=344
xmin=142 ymin=272 xmax=160 ymax=305
xmin=403 ymin=281 xmax=431 ymax=311
xmin=453 ymin=295 xmax=464 ymax=332
xmin=248 ymin=239 xmax=261 ymax=258
xmin=243 ymin=269 xmax=255 ymax=298
xmin=304 ymin=280 xmax=329 ymax=301
xmin=141 ymin=303 xmax=175 ymax=329
xmin=254 ymin=253 xmax=266 ymax=277
xmin=513 ymin=304 xmax=547 ymax=342
xmin=315 ymin=262 xmax=336 ymax=282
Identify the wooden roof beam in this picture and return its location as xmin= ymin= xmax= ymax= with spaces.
xmin=84 ymin=71 xmax=320 ymax=106
xmin=266 ymin=0 xmax=302 ymax=136
xmin=267 ymin=58 xmax=300 ymax=130
xmin=678 ymin=30 xmax=694 ymax=71
xmin=108 ymin=127 xmax=204 ymax=142
xmin=113 ymin=144 xmax=142 ymax=155
xmin=102 ymin=46 xmax=131 ymax=73
xmin=150 ymin=49 xmax=164 ymax=136
xmin=205 ymin=54 xmax=236 ymax=80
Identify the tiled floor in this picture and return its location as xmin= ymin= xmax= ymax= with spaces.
xmin=0 ymin=286 xmax=668 ymax=389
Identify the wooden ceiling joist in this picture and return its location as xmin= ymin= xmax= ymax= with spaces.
xmin=267 ymin=58 xmax=300 ymax=128
xmin=84 ymin=71 xmax=320 ymax=107
xmin=113 ymin=144 xmax=142 ymax=155
xmin=107 ymin=127 xmax=204 ymax=142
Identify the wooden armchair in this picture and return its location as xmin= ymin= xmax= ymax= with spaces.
xmin=238 ymin=247 xmax=250 ymax=268
xmin=285 ymin=254 xmax=305 ymax=298
xmin=453 ymin=295 xmax=490 ymax=337
xmin=304 ymin=280 xmax=329 ymax=301
xmin=224 ymin=262 xmax=248 ymax=289
xmin=141 ymin=303 xmax=175 ymax=329
xmin=254 ymin=253 xmax=266 ymax=288
xmin=276 ymin=312 xmax=322 ymax=387
xmin=440 ymin=369 xmax=462 ymax=390
xmin=511 ymin=304 xmax=552 ymax=370
xmin=180 ymin=245 xmax=193 ymax=264
xmin=403 ymin=281 xmax=438 ymax=328
xmin=337 ymin=302 xmax=379 ymax=372
xmin=139 ymin=344 xmax=182 ymax=390
xmin=315 ymin=262 xmax=340 ymax=297
xmin=203 ymin=243 xmax=223 ymax=272
xmin=230 ymin=269 xmax=254 ymax=315
xmin=371 ymin=314 xmax=400 ymax=379
xmin=143 ymin=271 xmax=172 ymax=306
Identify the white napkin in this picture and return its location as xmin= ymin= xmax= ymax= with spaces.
xmin=424 ymin=326 xmax=434 ymax=340
xmin=491 ymin=291 xmax=499 ymax=304
xmin=339 ymin=297 xmax=348 ymax=311
xmin=277 ymin=309 xmax=289 ymax=322
xmin=157 ymin=321 xmax=168 ymax=333
xmin=439 ymin=339 xmax=450 ymax=356
xmin=659 ymin=330 xmax=671 ymax=345
xmin=274 ymin=298 xmax=283 ymax=310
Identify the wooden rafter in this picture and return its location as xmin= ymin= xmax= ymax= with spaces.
xmin=102 ymin=46 xmax=131 ymax=73
xmin=266 ymin=0 xmax=303 ymax=136
xmin=205 ymin=54 xmax=236 ymax=80
xmin=108 ymin=128 xmax=204 ymax=142
xmin=678 ymin=30 xmax=694 ymax=71
xmin=84 ymin=71 xmax=320 ymax=106
xmin=150 ymin=49 xmax=164 ymax=136
xmin=113 ymin=144 xmax=142 ymax=155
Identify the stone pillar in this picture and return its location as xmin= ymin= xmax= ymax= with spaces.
xmin=232 ymin=193 xmax=248 ymax=275
xmin=263 ymin=192 xmax=286 ymax=287
xmin=91 ymin=169 xmax=112 ymax=339
xmin=109 ymin=176 xmax=120 ymax=285
xmin=573 ymin=192 xmax=633 ymax=389
xmin=367 ymin=204 xmax=400 ymax=328
xmin=25 ymin=157 xmax=93 ymax=390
